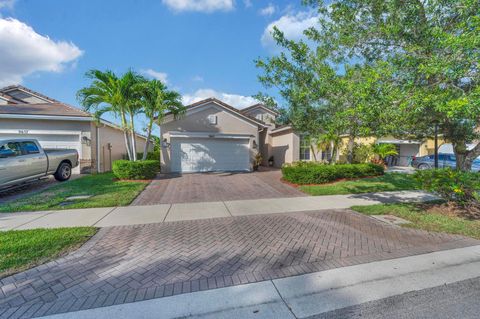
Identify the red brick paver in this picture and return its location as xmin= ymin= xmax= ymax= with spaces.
xmin=131 ymin=169 xmax=306 ymax=205
xmin=0 ymin=210 xmax=477 ymax=318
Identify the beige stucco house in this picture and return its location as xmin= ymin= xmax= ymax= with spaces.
xmin=160 ymin=98 xmax=314 ymax=172
xmin=0 ymin=85 xmax=149 ymax=174
xmin=159 ymin=97 xmax=440 ymax=173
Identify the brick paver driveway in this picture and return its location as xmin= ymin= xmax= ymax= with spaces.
xmin=1 ymin=209 xmax=477 ymax=319
xmin=132 ymin=169 xmax=305 ymax=205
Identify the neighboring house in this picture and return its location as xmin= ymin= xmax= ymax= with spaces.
xmin=159 ymin=97 xmax=440 ymax=173
xmin=0 ymin=85 xmax=149 ymax=174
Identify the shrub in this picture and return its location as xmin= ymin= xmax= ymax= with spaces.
xmin=414 ymin=168 xmax=480 ymax=206
xmin=282 ymin=162 xmax=384 ymax=184
xmin=135 ymin=151 xmax=161 ymax=161
xmin=112 ymin=160 xmax=160 ymax=180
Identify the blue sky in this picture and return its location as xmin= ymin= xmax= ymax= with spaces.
xmin=0 ymin=0 xmax=319 ymax=130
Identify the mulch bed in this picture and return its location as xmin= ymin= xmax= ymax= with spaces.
xmin=419 ymin=202 xmax=480 ymax=221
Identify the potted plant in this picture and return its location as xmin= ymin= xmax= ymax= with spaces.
xmin=268 ymin=156 xmax=274 ymax=167
xmin=372 ymin=143 xmax=398 ymax=167
xmin=253 ymin=152 xmax=263 ymax=171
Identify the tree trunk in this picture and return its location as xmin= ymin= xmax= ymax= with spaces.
xmin=130 ymin=113 xmax=137 ymax=161
xmin=346 ymin=135 xmax=355 ymax=164
xmin=310 ymin=145 xmax=317 ymax=162
xmin=142 ymin=120 xmax=153 ymax=161
xmin=331 ymin=141 xmax=337 ymax=164
xmin=454 ymin=141 xmax=480 ymax=171
xmin=121 ymin=112 xmax=133 ymax=161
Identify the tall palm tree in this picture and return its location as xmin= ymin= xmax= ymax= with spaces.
xmin=77 ymin=69 xmax=142 ymax=161
xmin=139 ymin=79 xmax=185 ymax=160
xmin=122 ymin=70 xmax=146 ymax=161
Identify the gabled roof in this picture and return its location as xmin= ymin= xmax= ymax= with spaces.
xmin=0 ymin=103 xmax=90 ymax=118
xmin=163 ymin=97 xmax=268 ymax=127
xmin=0 ymin=92 xmax=19 ymax=104
xmin=241 ymin=103 xmax=279 ymax=116
xmin=0 ymin=85 xmax=59 ymax=103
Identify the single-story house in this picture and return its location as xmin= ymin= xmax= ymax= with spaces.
xmin=159 ymin=97 xmax=439 ymax=173
xmin=0 ymin=85 xmax=149 ymax=174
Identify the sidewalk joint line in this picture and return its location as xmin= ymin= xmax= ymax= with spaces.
xmin=12 ymin=211 xmax=55 ymax=230
xmin=92 ymin=207 xmax=118 ymax=226
xmin=271 ymin=280 xmax=298 ymax=319
xmin=222 ymin=201 xmax=233 ymax=217
xmin=163 ymin=204 xmax=173 ymax=222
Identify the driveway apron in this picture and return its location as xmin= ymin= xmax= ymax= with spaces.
xmin=0 ymin=209 xmax=477 ymax=318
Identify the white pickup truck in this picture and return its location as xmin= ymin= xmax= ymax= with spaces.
xmin=0 ymin=139 xmax=79 ymax=189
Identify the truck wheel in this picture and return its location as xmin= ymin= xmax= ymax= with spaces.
xmin=54 ymin=162 xmax=72 ymax=181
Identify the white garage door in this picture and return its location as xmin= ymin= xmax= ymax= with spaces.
xmin=171 ymin=137 xmax=250 ymax=173
xmin=0 ymin=133 xmax=81 ymax=174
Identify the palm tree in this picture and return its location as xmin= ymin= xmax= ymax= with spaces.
xmin=77 ymin=69 xmax=142 ymax=161
xmin=122 ymin=70 xmax=146 ymax=161
xmin=373 ymin=143 xmax=398 ymax=164
xmin=316 ymin=132 xmax=342 ymax=164
xmin=139 ymin=79 xmax=185 ymax=160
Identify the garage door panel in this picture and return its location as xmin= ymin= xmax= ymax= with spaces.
xmin=172 ymin=138 xmax=250 ymax=173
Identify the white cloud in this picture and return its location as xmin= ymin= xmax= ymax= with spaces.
xmin=182 ymin=89 xmax=258 ymax=109
xmin=0 ymin=0 xmax=15 ymax=10
xmin=162 ymin=0 xmax=234 ymax=13
xmin=261 ymin=11 xmax=318 ymax=48
xmin=141 ymin=69 xmax=168 ymax=83
xmin=0 ymin=18 xmax=83 ymax=87
xmin=259 ymin=4 xmax=275 ymax=16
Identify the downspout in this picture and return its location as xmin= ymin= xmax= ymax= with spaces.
xmin=96 ymin=125 xmax=101 ymax=173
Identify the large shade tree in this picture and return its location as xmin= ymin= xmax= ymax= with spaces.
xmin=306 ymin=0 xmax=480 ymax=170
xmin=255 ymin=27 xmax=390 ymax=163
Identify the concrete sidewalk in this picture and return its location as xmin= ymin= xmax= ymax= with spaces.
xmin=0 ymin=190 xmax=437 ymax=230
xmin=40 ymin=244 xmax=480 ymax=319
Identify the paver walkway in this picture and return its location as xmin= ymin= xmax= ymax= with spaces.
xmin=0 ymin=209 xmax=477 ymax=318
xmin=132 ymin=170 xmax=306 ymax=205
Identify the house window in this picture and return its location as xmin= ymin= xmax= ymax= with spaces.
xmin=299 ymin=135 xmax=310 ymax=160
xmin=208 ymin=115 xmax=217 ymax=125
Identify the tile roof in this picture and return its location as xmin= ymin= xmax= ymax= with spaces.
xmin=0 ymin=103 xmax=91 ymax=117
xmin=240 ymin=103 xmax=280 ymax=115
xmin=172 ymin=97 xmax=268 ymax=127
xmin=0 ymin=84 xmax=59 ymax=103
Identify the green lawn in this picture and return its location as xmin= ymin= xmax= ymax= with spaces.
xmin=0 ymin=227 xmax=96 ymax=278
xmin=352 ymin=203 xmax=480 ymax=240
xmin=0 ymin=173 xmax=149 ymax=213
xmin=299 ymin=173 xmax=419 ymax=196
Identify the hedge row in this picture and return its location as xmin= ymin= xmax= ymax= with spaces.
xmin=112 ymin=160 xmax=160 ymax=180
xmin=282 ymin=162 xmax=384 ymax=185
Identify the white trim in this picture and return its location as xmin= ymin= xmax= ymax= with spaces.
xmin=243 ymin=104 xmax=279 ymax=116
xmin=170 ymin=131 xmax=252 ymax=140
xmin=0 ymin=129 xmax=82 ymax=135
xmin=0 ymin=114 xmax=92 ymax=121
xmin=162 ymin=100 xmax=267 ymax=129
xmin=377 ymin=139 xmax=422 ymax=145
xmin=270 ymin=125 xmax=292 ymax=134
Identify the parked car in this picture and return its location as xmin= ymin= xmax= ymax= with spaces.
xmin=412 ymin=153 xmax=480 ymax=171
xmin=0 ymin=139 xmax=79 ymax=189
